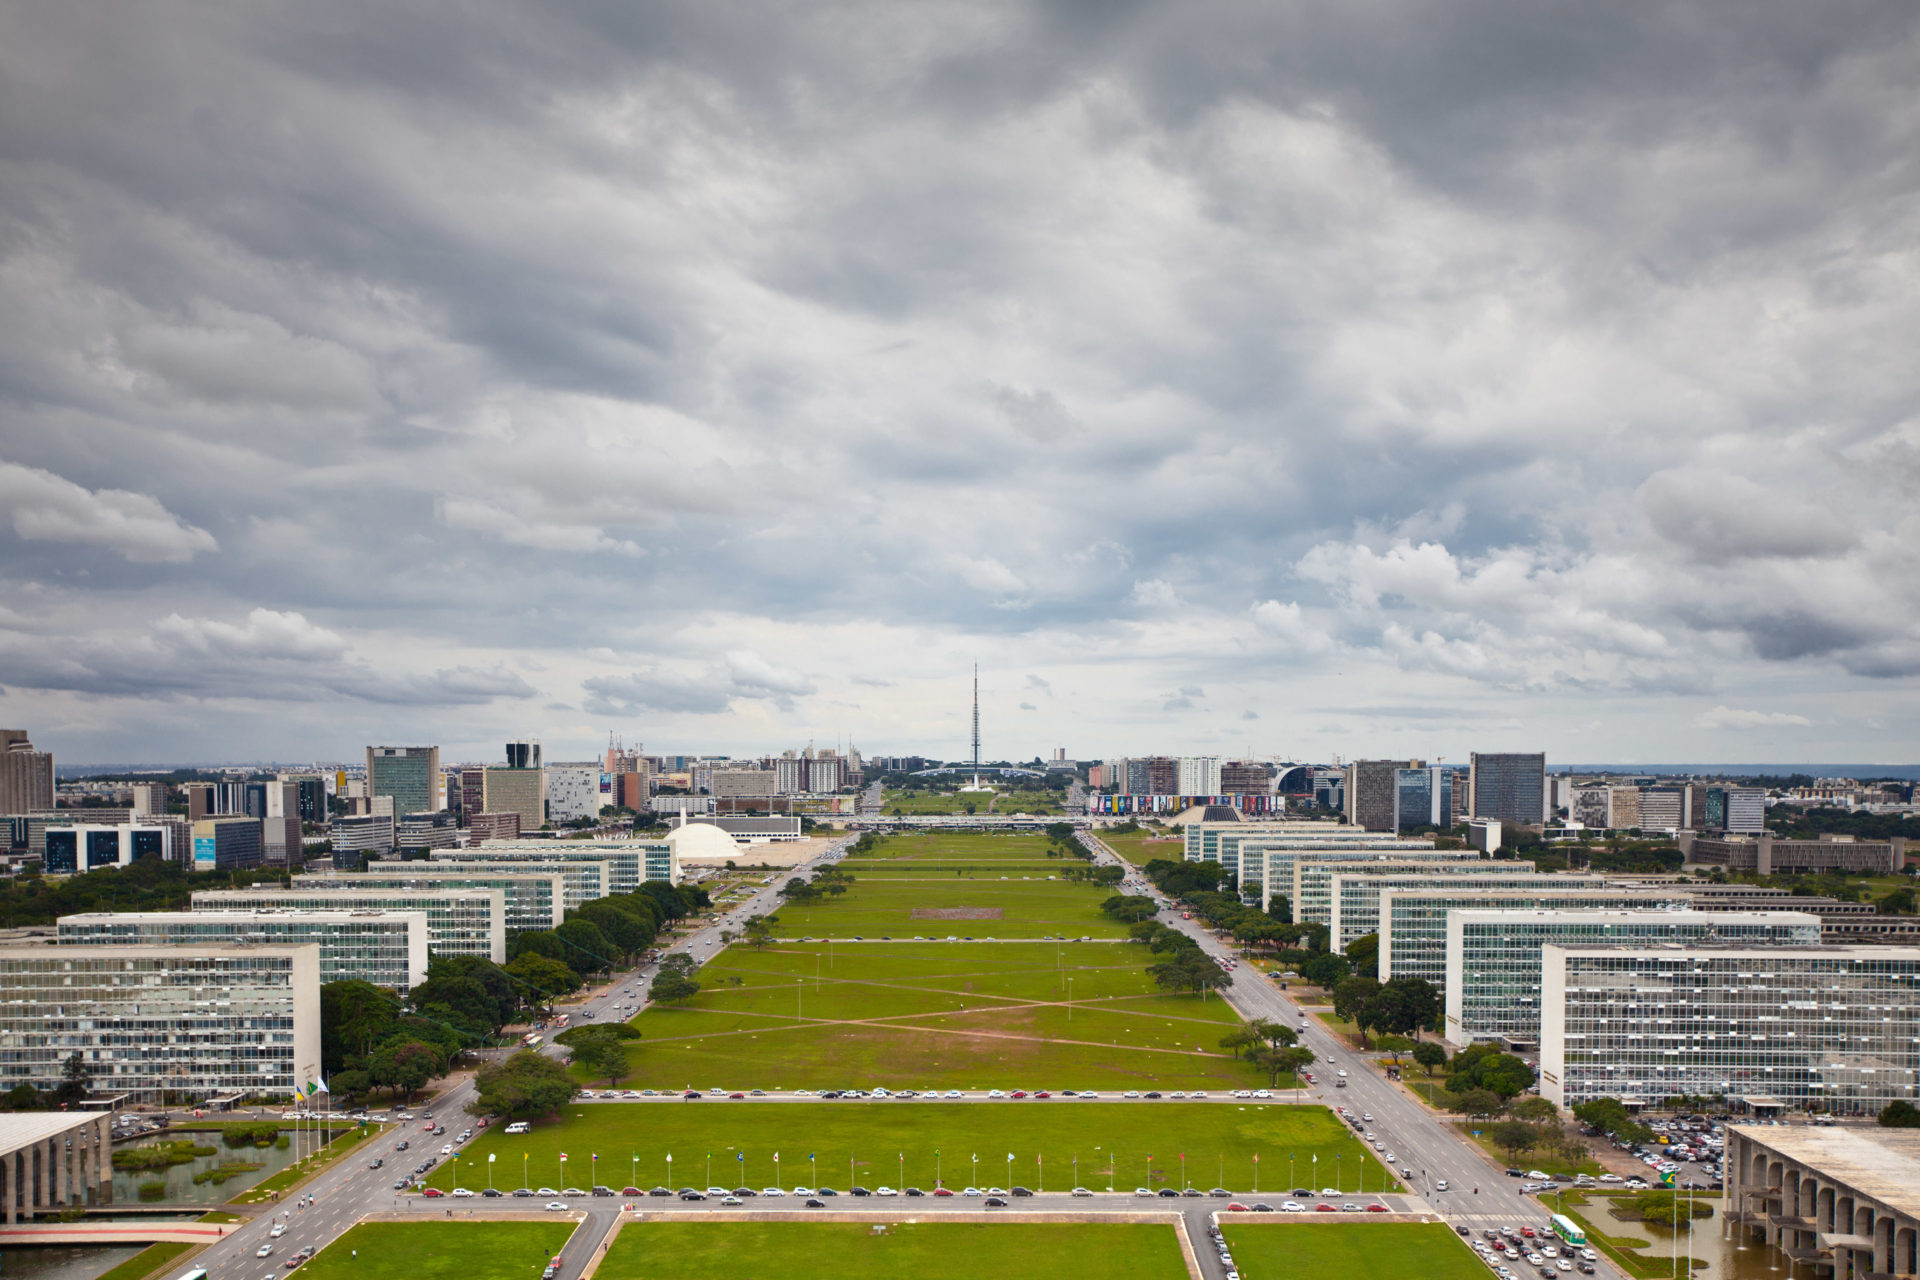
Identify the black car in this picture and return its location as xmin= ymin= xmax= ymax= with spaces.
xmin=1181 ymin=1188 xmax=1202 ymax=1198
xmin=806 ymin=1198 xmax=825 ymax=1208
xmin=395 ymin=1141 xmax=410 ymax=1151
xmin=647 ymin=1187 xmax=672 ymax=1197
xmin=680 ymin=1191 xmax=706 ymax=1201
xmin=593 ymin=1187 xmax=616 ymax=1197
xmin=1157 ymin=1188 xmax=1179 ymax=1198
xmin=1291 ymin=1188 xmax=1310 ymax=1197
xmin=1143 ymin=1091 xmax=1162 ymax=1099
xmin=1011 ymin=1187 xmax=1032 ymax=1197
xmin=985 ymin=1196 xmax=1008 ymax=1207
xmin=850 ymin=1186 xmax=871 ymax=1197
xmin=683 ymin=1091 xmax=701 ymax=1100
xmin=731 ymin=1188 xmax=756 ymax=1197
xmin=816 ymin=1188 xmax=838 ymax=1196
xmin=368 ymin=1158 xmax=384 ymax=1170
xmin=392 ymin=1178 xmax=409 ymax=1190
xmin=513 ymin=1188 xmax=535 ymax=1197
xmin=820 ymin=1091 xmax=841 ymax=1099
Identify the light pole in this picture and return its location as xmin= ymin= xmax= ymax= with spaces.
xmin=898 ymin=1152 xmax=904 ymax=1189
xmin=706 ymin=1152 xmax=712 ymax=1189
xmin=1290 ymin=1152 xmax=1295 ymax=1190
xmin=971 ymin=1153 xmax=978 ymax=1188
xmin=522 ymin=1152 xmax=528 ymax=1190
xmin=1006 ymin=1152 xmax=1013 ymax=1191
xmin=935 ymin=1150 xmax=941 ymax=1189
xmin=1180 ymin=1153 xmax=1187 ymax=1191
xmin=631 ymin=1153 xmax=637 ymax=1190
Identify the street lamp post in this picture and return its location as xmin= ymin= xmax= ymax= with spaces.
xmin=1006 ymin=1153 xmax=1013 ymax=1191
xmin=972 ymin=1153 xmax=978 ymax=1188
xmin=935 ymin=1150 xmax=941 ymax=1189
xmin=665 ymin=1153 xmax=672 ymax=1190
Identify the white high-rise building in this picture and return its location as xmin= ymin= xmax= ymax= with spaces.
xmin=1177 ymin=757 xmax=1223 ymax=796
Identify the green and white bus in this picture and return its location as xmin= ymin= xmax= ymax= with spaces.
xmin=1550 ymin=1214 xmax=1586 ymax=1247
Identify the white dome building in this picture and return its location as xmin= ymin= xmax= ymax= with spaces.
xmin=663 ymin=821 xmax=743 ymax=865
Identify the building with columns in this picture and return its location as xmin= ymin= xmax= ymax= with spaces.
xmin=0 ymin=1113 xmax=115 ymax=1220
xmin=1726 ymin=1124 xmax=1920 ymax=1280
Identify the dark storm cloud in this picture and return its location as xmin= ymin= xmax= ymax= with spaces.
xmin=0 ymin=1 xmax=1916 ymax=761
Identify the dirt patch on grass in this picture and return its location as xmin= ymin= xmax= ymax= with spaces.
xmin=912 ymin=907 xmax=1005 ymax=920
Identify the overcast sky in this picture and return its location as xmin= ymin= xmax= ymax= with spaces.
xmin=2 ymin=2 xmax=1917 ymax=768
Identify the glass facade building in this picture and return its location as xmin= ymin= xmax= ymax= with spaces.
xmin=1293 ymin=855 xmax=1510 ymax=927
xmin=433 ymin=841 xmax=679 ymax=893
xmin=366 ymin=746 xmax=440 ymax=819
xmin=1394 ymin=766 xmax=1453 ymax=831
xmin=193 ymin=887 xmax=505 ymax=961
xmin=0 ymin=945 xmax=320 ymax=1105
xmin=1251 ymin=841 xmax=1451 ymax=915
xmin=418 ymin=859 xmax=607 ymax=910
xmin=1450 ymin=910 xmax=1823 ymax=1046
xmin=1328 ymin=871 xmax=1604 ymax=952
xmin=59 ymin=910 xmax=429 ymax=993
xmin=1379 ymin=887 xmax=1692 ymax=986
xmin=304 ymin=871 xmax=563 ymax=934
xmin=1468 ymin=752 xmax=1546 ymax=824
xmin=1542 ymin=944 xmax=1920 ymax=1115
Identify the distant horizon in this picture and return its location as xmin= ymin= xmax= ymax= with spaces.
xmin=52 ymin=759 xmax=1920 ymax=781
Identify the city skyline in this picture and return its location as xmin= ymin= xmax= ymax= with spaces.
xmin=3 ymin=4 xmax=1918 ymax=766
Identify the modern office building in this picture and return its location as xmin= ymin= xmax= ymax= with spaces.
xmin=1328 ymin=870 xmax=1604 ymax=952
xmin=1725 ymin=786 xmax=1767 ymax=834
xmin=467 ymin=811 xmax=521 ymax=843
xmin=396 ymin=811 xmax=458 ymax=851
xmin=0 ymin=944 xmax=321 ymax=1106
xmin=366 ymin=746 xmax=441 ymax=819
xmin=1286 ymin=851 xmax=1484 ymax=924
xmin=1185 ymin=821 xmax=1424 ymax=901
xmin=1177 ymin=757 xmax=1224 ymax=796
xmin=420 ymin=857 xmax=608 ymax=909
xmin=0 ymin=732 xmax=54 ymax=816
xmin=42 ymin=824 xmax=174 ymax=873
xmin=330 ymin=813 xmax=396 ymax=861
xmin=1379 ymin=886 xmax=1693 ymax=986
xmin=190 ymin=816 xmax=264 ymax=871
xmin=194 ymin=887 xmax=506 ymax=961
xmin=129 ymin=781 xmax=169 ymax=817
xmin=58 ymin=910 xmax=430 ymax=993
xmin=1449 ymin=910 xmax=1823 ymax=1048
xmin=435 ymin=840 xmax=677 ymax=891
xmin=543 ymin=763 xmax=603 ymax=823
xmin=1679 ymin=833 xmax=1908 ymax=876
xmin=1468 ymin=752 xmax=1546 ymax=824
xmin=1254 ymin=841 xmax=1456 ymax=915
xmin=481 ymin=766 xmax=544 ymax=835
xmin=1394 ymin=766 xmax=1453 ymax=831
xmin=0 ymin=1111 xmax=116 ymax=1218
xmin=1541 ymin=944 xmax=1920 ymax=1114
xmin=1345 ymin=760 xmax=1411 ymax=832
xmin=299 ymin=871 xmax=562 ymax=935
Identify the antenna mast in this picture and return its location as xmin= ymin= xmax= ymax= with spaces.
xmin=972 ymin=665 xmax=981 ymax=783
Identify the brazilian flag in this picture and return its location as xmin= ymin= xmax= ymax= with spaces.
xmin=1659 ymin=1170 xmax=1676 ymax=1187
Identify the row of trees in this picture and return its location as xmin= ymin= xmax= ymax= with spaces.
xmin=1326 ymin=974 xmax=1441 ymax=1048
xmin=504 ymin=881 xmax=710 ymax=1004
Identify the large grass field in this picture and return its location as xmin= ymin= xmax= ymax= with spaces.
xmin=832 ymin=832 xmax=1081 ymax=878
xmin=769 ymin=879 xmax=1126 ymax=938
xmin=300 ymin=1222 xmax=576 ymax=1280
xmin=428 ymin=1102 xmax=1392 ymax=1195
xmin=1096 ymin=830 xmax=1185 ymax=866
xmin=614 ymin=941 xmax=1268 ymax=1089
xmin=598 ymin=1222 xmax=1182 ymax=1280
xmin=1221 ymin=1222 xmax=1487 ymax=1280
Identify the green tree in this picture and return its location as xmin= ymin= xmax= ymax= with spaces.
xmin=369 ymin=1038 xmax=444 ymax=1103
xmin=1448 ymin=1088 xmax=1506 ymax=1118
xmin=1488 ymin=1120 xmax=1541 ymax=1163
xmin=1344 ymin=932 xmax=1380 ymax=978
xmin=1299 ymin=952 xmax=1350 ymax=988
xmin=505 ymin=953 xmax=580 ymax=1007
xmin=1218 ymin=1027 xmax=1261 ymax=1060
xmin=1148 ymin=949 xmax=1229 ymax=996
xmin=1101 ymin=895 xmax=1158 ymax=923
xmin=1451 ymin=1045 xmax=1537 ymax=1098
xmin=471 ymin=1050 xmax=577 ymax=1120
xmin=566 ymin=1026 xmax=636 ymax=1086
xmin=1251 ymin=1045 xmax=1316 ymax=1088
xmin=54 ymin=1052 xmax=92 ymax=1106
xmin=1249 ymin=1019 xmax=1298 ymax=1049
xmin=1411 ymin=1041 xmax=1447 ymax=1076
xmin=1636 ymin=1193 xmax=1700 ymax=1229
xmin=650 ymin=972 xmax=702 ymax=1004
xmin=1511 ymin=1095 xmax=1558 ymax=1123
xmin=554 ymin=917 xmax=613 ymax=976
xmin=319 ymin=980 xmax=401 ymax=1073
xmin=329 ymin=1070 xmax=372 ymax=1103
xmin=1365 ymin=978 xmax=1440 ymax=1038
xmin=1880 ymin=1100 xmax=1920 ymax=1128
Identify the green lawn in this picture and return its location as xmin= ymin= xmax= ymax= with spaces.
xmin=1222 ymin=1222 xmax=1487 ymax=1280
xmin=428 ymin=1102 xmax=1393 ymax=1195
xmin=299 ymin=1222 xmax=576 ymax=1280
xmin=1097 ymin=832 xmax=1185 ymax=865
xmin=879 ymin=792 xmax=1067 ymax=815
xmin=616 ymin=941 xmax=1266 ymax=1089
xmin=599 ymin=1222 xmax=1182 ymax=1280
xmin=769 ymin=878 xmax=1127 ymax=938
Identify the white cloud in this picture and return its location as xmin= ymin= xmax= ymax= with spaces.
xmin=1695 ymin=705 xmax=1813 ymax=730
xmin=0 ymin=460 xmax=217 ymax=564
xmin=1251 ymin=600 xmax=1336 ymax=654
xmin=1129 ymin=578 xmax=1183 ymax=610
xmin=949 ymin=556 xmax=1025 ymax=596
xmin=437 ymin=495 xmax=644 ymax=556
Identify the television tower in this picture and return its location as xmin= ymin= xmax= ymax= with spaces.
xmin=971 ymin=664 xmax=981 ymax=786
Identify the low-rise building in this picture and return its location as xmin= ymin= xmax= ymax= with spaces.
xmin=58 ymin=909 xmax=429 ymax=993
xmin=331 ymin=813 xmax=396 ymax=858
xmin=435 ymin=840 xmax=677 ymax=892
xmin=1540 ymin=943 xmax=1920 ymax=1114
xmin=1724 ymin=1123 xmax=1920 ymax=1279
xmin=190 ymin=816 xmax=263 ymax=871
xmin=194 ymin=887 xmax=505 ymax=961
xmin=42 ymin=824 xmax=175 ymax=873
xmin=1447 ymin=909 xmax=1822 ymax=1048
xmin=299 ymin=871 xmax=562 ymax=935
xmin=0 ymin=944 xmax=321 ymax=1106
xmin=1379 ymin=886 xmax=1693 ymax=986
xmin=1680 ymin=832 xmax=1908 ymax=876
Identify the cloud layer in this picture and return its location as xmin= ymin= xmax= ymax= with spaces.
xmin=1 ymin=1 xmax=1917 ymax=764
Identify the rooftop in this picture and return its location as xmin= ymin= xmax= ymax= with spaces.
xmin=1731 ymin=1125 xmax=1920 ymax=1220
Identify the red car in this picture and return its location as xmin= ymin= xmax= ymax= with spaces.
xmin=1034 ymin=1091 xmax=1051 ymax=1098
xmin=932 ymin=1188 xmax=954 ymax=1197
xmin=1011 ymin=1091 xmax=1027 ymax=1099
xmin=422 ymin=1188 xmax=444 ymax=1198
xmin=729 ymin=1093 xmax=745 ymax=1100
xmin=1226 ymin=1203 xmax=1249 ymax=1212
xmin=1315 ymin=1204 xmax=1336 ymax=1212
xmin=1365 ymin=1204 xmax=1388 ymax=1213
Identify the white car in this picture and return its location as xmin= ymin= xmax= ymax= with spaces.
xmin=545 ymin=1201 xmax=569 ymax=1211
xmin=269 ymin=1224 xmax=286 ymax=1238
xmin=761 ymin=1188 xmax=784 ymax=1197
xmin=1281 ymin=1201 xmax=1305 ymax=1212
xmin=791 ymin=1186 xmax=815 ymax=1196
xmin=1071 ymin=1187 xmax=1093 ymax=1197
xmin=1134 ymin=1187 xmax=1154 ymax=1197
xmin=256 ymin=1246 xmax=275 ymax=1259
xmin=876 ymin=1187 xmax=898 ymax=1197
xmin=451 ymin=1188 xmax=475 ymax=1197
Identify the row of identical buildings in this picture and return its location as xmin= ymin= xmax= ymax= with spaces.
xmin=1181 ymin=819 xmax=1920 ymax=1116
xmin=0 ymin=838 xmax=681 ymax=1107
